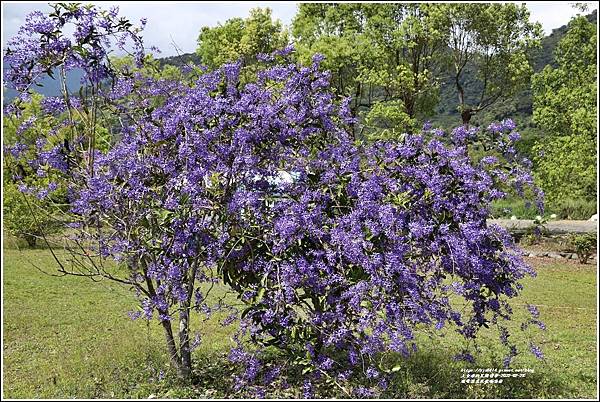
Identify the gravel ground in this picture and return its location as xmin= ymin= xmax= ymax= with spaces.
xmin=489 ymin=219 xmax=597 ymax=234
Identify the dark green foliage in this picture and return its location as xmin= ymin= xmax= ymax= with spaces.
xmin=157 ymin=53 xmax=202 ymax=70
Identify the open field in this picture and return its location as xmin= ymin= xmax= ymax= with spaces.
xmin=2 ymin=245 xmax=597 ymax=398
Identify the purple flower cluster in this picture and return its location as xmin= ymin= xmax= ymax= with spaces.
xmin=4 ymin=3 xmax=144 ymax=93
xmin=3 ymin=4 xmax=547 ymax=395
xmin=222 ymin=109 xmax=544 ymax=392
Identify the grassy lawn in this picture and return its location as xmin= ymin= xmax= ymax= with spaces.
xmin=2 ymin=245 xmax=597 ymax=398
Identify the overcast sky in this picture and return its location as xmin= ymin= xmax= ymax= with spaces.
xmin=2 ymin=1 xmax=598 ymax=57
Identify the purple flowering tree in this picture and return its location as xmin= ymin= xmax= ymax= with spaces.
xmin=3 ymin=3 xmax=362 ymax=380
xmin=221 ymin=118 xmax=546 ymax=395
xmin=4 ymin=4 xmax=545 ymax=392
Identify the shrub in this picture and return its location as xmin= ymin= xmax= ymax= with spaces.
xmin=569 ymin=233 xmax=597 ymax=264
xmin=2 ymin=181 xmax=64 ymax=247
xmin=224 ymin=120 xmax=547 ymax=395
xmin=548 ymin=198 xmax=597 ymax=220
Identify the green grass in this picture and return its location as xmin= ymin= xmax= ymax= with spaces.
xmin=491 ymin=197 xmax=597 ymax=220
xmin=2 ymin=246 xmax=238 ymax=398
xmin=2 ymin=246 xmax=597 ymax=398
xmin=385 ymin=258 xmax=597 ymax=399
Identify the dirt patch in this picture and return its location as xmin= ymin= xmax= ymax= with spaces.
xmin=524 ymin=256 xmax=597 ymax=271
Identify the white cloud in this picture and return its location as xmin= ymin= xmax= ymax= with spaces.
xmin=525 ymin=1 xmax=598 ymax=35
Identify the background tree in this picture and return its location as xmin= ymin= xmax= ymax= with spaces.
xmin=196 ymin=7 xmax=288 ymax=80
xmin=292 ymin=4 xmax=371 ymax=107
xmin=440 ymin=3 xmax=542 ymax=125
xmin=292 ymin=3 xmax=446 ymax=137
xmin=3 ymin=93 xmax=68 ymax=247
xmin=531 ymin=12 xmax=597 ymax=203
xmin=357 ymin=3 xmax=446 ymax=136
xmin=292 ymin=3 xmax=542 ymax=135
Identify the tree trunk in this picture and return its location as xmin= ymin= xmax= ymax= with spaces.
xmin=455 ymin=70 xmax=472 ymax=127
xmin=143 ymin=265 xmax=191 ymax=380
xmin=178 ymin=308 xmax=192 ymax=380
xmin=160 ymin=318 xmax=186 ymax=377
xmin=177 ymin=260 xmax=198 ymax=381
xmin=461 ymin=109 xmax=473 ymax=126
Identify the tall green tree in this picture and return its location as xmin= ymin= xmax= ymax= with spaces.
xmin=531 ymin=13 xmax=597 ymax=203
xmin=292 ymin=3 xmax=371 ymax=106
xmin=292 ymin=3 xmax=542 ymax=136
xmin=292 ymin=3 xmax=446 ymax=137
xmin=359 ymin=4 xmax=448 ymax=136
xmin=440 ymin=3 xmax=542 ymax=125
xmin=196 ymin=7 xmax=288 ymax=79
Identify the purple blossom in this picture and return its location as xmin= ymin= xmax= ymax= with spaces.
xmin=529 ymin=343 xmax=545 ymax=360
xmin=526 ymin=304 xmax=540 ymax=319
xmin=502 ymin=118 xmax=517 ymax=131
xmin=508 ymin=131 xmax=521 ymax=142
xmin=302 ymin=380 xmax=314 ymax=399
xmin=41 ymin=96 xmax=66 ymax=114
xmin=366 ymin=366 xmax=379 ymax=379
xmin=354 ymin=386 xmax=375 ymax=398
xmin=6 ymin=142 xmax=28 ymax=158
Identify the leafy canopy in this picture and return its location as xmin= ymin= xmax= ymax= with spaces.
xmin=531 ymin=14 xmax=597 ymax=202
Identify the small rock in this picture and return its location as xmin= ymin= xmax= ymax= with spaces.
xmin=588 ymin=214 xmax=598 ymax=222
xmin=548 ymin=252 xmax=563 ymax=259
xmin=550 ymin=213 xmax=557 ymax=219
xmin=148 ymin=395 xmax=157 ymax=399
xmin=510 ymin=215 xmax=518 ymax=220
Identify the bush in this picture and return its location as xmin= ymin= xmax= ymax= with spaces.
xmin=548 ymin=198 xmax=597 ymax=220
xmin=2 ymin=182 xmax=62 ymax=247
xmin=568 ymin=233 xmax=597 ymax=264
xmin=3 ymin=3 xmax=548 ymax=395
